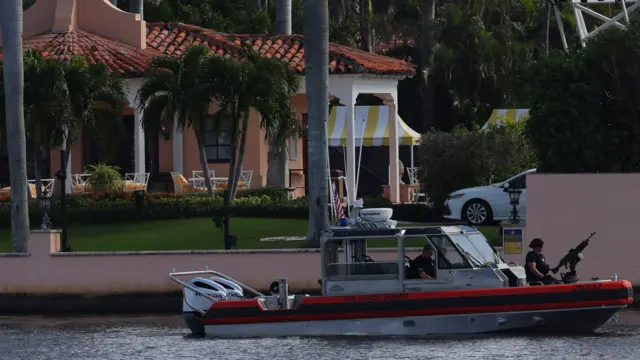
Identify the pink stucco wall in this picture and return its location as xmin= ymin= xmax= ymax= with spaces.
xmin=500 ymin=173 xmax=640 ymax=284
xmin=0 ymin=231 xmax=416 ymax=294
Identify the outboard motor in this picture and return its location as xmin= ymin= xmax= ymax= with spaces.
xmin=183 ymin=276 xmax=245 ymax=313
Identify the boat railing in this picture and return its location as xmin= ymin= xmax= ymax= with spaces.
xmin=325 ymin=261 xmax=400 ymax=279
xmin=169 ymin=268 xmax=266 ymax=314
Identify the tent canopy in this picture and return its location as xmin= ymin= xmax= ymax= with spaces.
xmin=481 ymin=109 xmax=530 ymax=130
xmin=328 ymin=106 xmax=421 ymax=147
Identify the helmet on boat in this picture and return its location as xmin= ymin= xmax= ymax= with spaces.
xmin=529 ymin=238 xmax=544 ymax=249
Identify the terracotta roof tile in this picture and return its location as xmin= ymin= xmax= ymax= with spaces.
xmin=0 ymin=30 xmax=158 ymax=77
xmin=0 ymin=22 xmax=415 ymax=78
xmin=146 ymin=22 xmax=416 ymax=76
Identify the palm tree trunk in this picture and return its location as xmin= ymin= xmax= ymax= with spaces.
xmin=225 ymin=117 xmax=240 ymax=204
xmin=266 ymin=0 xmax=293 ymax=189
xmin=303 ymin=0 xmax=330 ymax=248
xmin=33 ymin=145 xmax=42 ymax=199
xmin=419 ymin=0 xmax=435 ymax=131
xmin=1 ymin=0 xmax=30 ymax=253
xmin=230 ymin=113 xmax=249 ymax=199
xmin=195 ymin=129 xmax=214 ymax=197
xmin=542 ymin=2 xmax=550 ymax=54
xmin=359 ymin=0 xmax=374 ymax=52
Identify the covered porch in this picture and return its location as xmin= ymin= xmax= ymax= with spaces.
xmin=296 ymin=74 xmax=414 ymax=204
xmin=327 ymin=105 xmax=421 ymax=203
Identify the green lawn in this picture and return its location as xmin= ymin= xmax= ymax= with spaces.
xmin=0 ymin=218 xmax=501 ymax=252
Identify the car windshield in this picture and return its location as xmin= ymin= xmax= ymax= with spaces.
xmin=449 ymin=233 xmax=499 ymax=265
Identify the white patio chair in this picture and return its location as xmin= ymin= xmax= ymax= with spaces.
xmin=192 ymin=170 xmax=215 ymax=180
xmin=71 ymin=173 xmax=91 ymax=194
xmin=407 ymin=167 xmax=426 ymax=203
xmin=171 ymin=172 xmax=206 ymax=194
xmin=239 ymin=170 xmax=253 ymax=189
xmin=124 ymin=172 xmax=150 ymax=192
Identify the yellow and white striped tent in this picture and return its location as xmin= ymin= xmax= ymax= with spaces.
xmin=328 ymin=106 xmax=421 ymax=147
xmin=481 ymin=109 xmax=530 ymax=130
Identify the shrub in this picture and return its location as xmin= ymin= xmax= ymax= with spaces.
xmin=417 ymin=123 xmax=537 ymax=210
xmin=523 ymin=17 xmax=640 ymax=173
xmin=0 ymin=193 xmax=444 ymax=229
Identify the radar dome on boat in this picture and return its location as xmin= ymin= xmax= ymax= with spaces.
xmin=358 ymin=208 xmax=393 ymax=222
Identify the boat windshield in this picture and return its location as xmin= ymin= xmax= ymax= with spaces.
xmin=449 ymin=233 xmax=499 ymax=266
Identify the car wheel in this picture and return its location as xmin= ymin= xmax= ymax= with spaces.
xmin=462 ymin=200 xmax=493 ymax=225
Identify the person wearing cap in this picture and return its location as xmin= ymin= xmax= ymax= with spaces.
xmin=525 ymin=238 xmax=553 ymax=285
xmin=407 ymin=245 xmax=436 ymax=280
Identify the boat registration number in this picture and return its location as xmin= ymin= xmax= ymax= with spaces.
xmin=573 ymin=283 xmax=603 ymax=292
xmin=343 ymin=293 xmax=409 ymax=303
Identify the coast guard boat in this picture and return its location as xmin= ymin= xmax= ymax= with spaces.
xmin=169 ymin=204 xmax=633 ymax=337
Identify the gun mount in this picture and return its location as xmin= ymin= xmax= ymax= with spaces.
xmin=551 ymin=232 xmax=596 ymax=283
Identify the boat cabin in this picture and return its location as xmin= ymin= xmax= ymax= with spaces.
xmin=320 ymin=226 xmax=527 ymax=296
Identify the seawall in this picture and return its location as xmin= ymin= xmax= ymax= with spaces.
xmin=1 ymin=230 xmax=636 ymax=315
xmin=1 ymin=287 xmax=638 ymax=315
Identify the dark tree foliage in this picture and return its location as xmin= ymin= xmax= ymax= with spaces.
xmin=524 ymin=14 xmax=640 ymax=173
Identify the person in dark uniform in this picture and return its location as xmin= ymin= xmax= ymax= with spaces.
xmin=408 ymin=245 xmax=436 ymax=279
xmin=525 ymin=238 xmax=554 ymax=285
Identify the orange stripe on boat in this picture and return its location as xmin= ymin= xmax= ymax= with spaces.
xmin=202 ymin=298 xmax=629 ymax=325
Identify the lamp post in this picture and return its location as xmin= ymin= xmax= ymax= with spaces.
xmin=37 ymin=191 xmax=52 ymax=230
xmin=507 ymin=188 xmax=522 ymax=224
xmin=54 ymin=149 xmax=71 ymax=252
xmin=213 ymin=190 xmax=236 ymax=250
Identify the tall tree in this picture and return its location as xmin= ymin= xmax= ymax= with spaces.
xmin=267 ymin=0 xmax=293 ymax=189
xmin=62 ymin=56 xmax=127 ymax=171
xmin=303 ymin=0 xmax=330 ymax=248
xmin=20 ymin=50 xmax=71 ymax=200
xmin=419 ymin=0 xmax=435 ymax=131
xmin=0 ymin=0 xmax=30 ymax=252
xmin=201 ymin=50 xmax=299 ymax=199
xmin=137 ymin=45 xmax=218 ymax=197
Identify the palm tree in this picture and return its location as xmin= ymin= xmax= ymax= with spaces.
xmin=137 ymin=45 xmax=219 ymax=196
xmin=202 ymin=50 xmax=298 ymax=200
xmin=303 ymin=0 xmax=330 ymax=248
xmin=419 ymin=0 xmax=435 ymax=131
xmin=21 ymin=50 xmax=71 ymax=199
xmin=0 ymin=0 xmax=30 ymax=252
xmin=62 ymin=55 xmax=126 ymax=170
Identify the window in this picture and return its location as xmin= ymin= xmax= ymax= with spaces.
xmin=449 ymin=233 xmax=499 ymax=266
xmin=203 ymin=118 xmax=231 ymax=163
xmin=288 ymin=130 xmax=298 ymax=161
xmin=427 ymin=235 xmax=472 ymax=269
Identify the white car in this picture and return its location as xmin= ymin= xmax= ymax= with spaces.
xmin=443 ymin=169 xmax=536 ymax=225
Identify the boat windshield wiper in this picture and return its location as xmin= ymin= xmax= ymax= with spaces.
xmin=462 ymin=251 xmax=487 ymax=268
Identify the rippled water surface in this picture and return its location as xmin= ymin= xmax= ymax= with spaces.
xmin=1 ymin=311 xmax=640 ymax=360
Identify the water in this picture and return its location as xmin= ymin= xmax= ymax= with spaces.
xmin=1 ymin=311 xmax=640 ymax=360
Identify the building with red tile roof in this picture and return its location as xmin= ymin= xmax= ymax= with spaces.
xmin=0 ymin=0 xmax=417 ymax=203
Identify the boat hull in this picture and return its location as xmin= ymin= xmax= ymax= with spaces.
xmin=187 ymin=306 xmax=623 ymax=337
xmin=186 ymin=280 xmax=633 ymax=337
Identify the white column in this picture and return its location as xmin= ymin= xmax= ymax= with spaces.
xmin=340 ymin=89 xmax=358 ymax=205
xmin=133 ymin=109 xmax=145 ymax=173
xmin=172 ymin=117 xmax=184 ymax=174
xmin=387 ymin=99 xmax=400 ymax=203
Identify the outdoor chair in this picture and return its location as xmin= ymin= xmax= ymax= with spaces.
xmin=1 ymin=179 xmax=55 ymax=199
xmin=124 ymin=172 xmax=150 ymax=192
xmin=216 ymin=169 xmax=252 ymax=190
xmin=407 ymin=167 xmax=426 ymax=203
xmin=71 ymin=173 xmax=91 ymax=194
xmin=171 ymin=172 xmax=206 ymax=194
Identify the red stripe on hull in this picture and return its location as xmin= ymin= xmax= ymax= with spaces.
xmin=299 ymin=280 xmax=633 ymax=305
xmin=201 ymin=298 xmax=629 ymax=325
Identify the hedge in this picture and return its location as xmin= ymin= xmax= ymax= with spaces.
xmin=0 ymin=191 xmax=443 ymax=229
xmin=417 ymin=124 xmax=537 ymax=211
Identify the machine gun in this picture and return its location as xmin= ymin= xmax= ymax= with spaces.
xmin=550 ymin=232 xmax=596 ymax=283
